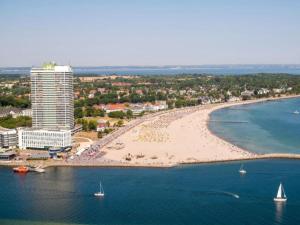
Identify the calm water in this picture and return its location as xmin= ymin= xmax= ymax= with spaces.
xmin=1 ymin=65 xmax=300 ymax=75
xmin=209 ymin=97 xmax=300 ymax=154
xmin=1 ymin=160 xmax=300 ymax=225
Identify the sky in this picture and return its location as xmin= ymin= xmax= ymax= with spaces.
xmin=0 ymin=0 xmax=300 ymax=67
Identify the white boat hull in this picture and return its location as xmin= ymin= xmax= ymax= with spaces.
xmin=94 ymin=193 xmax=104 ymax=197
xmin=239 ymin=170 xmax=247 ymax=174
xmin=274 ymin=198 xmax=287 ymax=202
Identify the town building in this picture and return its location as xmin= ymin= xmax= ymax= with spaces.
xmin=0 ymin=127 xmax=18 ymax=149
xmin=105 ymin=103 xmax=127 ymax=113
xmin=97 ymin=123 xmax=107 ymax=132
xmin=0 ymin=151 xmax=16 ymax=161
xmin=18 ymin=129 xmax=72 ymax=150
xmin=31 ymin=63 xmax=74 ymax=130
xmin=130 ymin=104 xmax=145 ymax=116
xmin=19 ymin=63 xmax=74 ymax=150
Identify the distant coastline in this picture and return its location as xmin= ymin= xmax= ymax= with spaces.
xmin=1 ymin=64 xmax=300 ymax=75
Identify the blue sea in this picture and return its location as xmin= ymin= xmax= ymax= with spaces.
xmin=1 ymin=159 xmax=300 ymax=225
xmin=1 ymin=65 xmax=300 ymax=75
xmin=209 ymin=97 xmax=300 ymax=154
xmin=1 ymin=98 xmax=300 ymax=225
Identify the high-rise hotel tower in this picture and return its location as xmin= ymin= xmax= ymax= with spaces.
xmin=18 ymin=62 xmax=73 ymax=150
xmin=31 ymin=63 xmax=74 ymax=130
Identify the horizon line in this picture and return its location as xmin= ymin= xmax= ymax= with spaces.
xmin=1 ymin=63 xmax=300 ymax=68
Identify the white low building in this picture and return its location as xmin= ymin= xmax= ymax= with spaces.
xmin=0 ymin=127 xmax=18 ymax=149
xmin=18 ymin=129 xmax=72 ymax=150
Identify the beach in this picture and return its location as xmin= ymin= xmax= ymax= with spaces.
xmin=80 ymin=101 xmax=260 ymax=167
xmin=73 ymin=95 xmax=298 ymax=167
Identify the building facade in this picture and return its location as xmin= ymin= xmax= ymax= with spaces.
xmin=31 ymin=63 xmax=74 ymax=130
xmin=19 ymin=63 xmax=74 ymax=150
xmin=0 ymin=127 xmax=18 ymax=149
xmin=18 ymin=129 xmax=72 ymax=150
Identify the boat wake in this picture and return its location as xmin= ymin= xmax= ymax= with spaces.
xmin=208 ymin=191 xmax=240 ymax=199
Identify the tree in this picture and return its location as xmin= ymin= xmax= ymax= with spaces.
xmin=108 ymin=111 xmax=125 ymax=119
xmin=74 ymin=107 xmax=83 ymax=118
xmin=85 ymin=107 xmax=94 ymax=117
xmin=0 ymin=115 xmax=32 ymax=129
xmin=116 ymin=120 xmax=124 ymax=127
xmin=126 ymin=109 xmax=133 ymax=119
xmin=97 ymin=131 xmax=103 ymax=139
xmin=88 ymin=120 xmax=97 ymax=131
xmin=82 ymin=120 xmax=88 ymax=131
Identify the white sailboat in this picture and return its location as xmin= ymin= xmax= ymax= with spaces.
xmin=239 ymin=164 xmax=247 ymax=174
xmin=94 ymin=181 xmax=105 ymax=197
xmin=274 ymin=183 xmax=287 ymax=202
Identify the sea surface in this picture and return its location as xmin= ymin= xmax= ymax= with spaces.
xmin=1 ymin=159 xmax=300 ymax=225
xmin=1 ymin=65 xmax=300 ymax=75
xmin=209 ymin=97 xmax=300 ymax=154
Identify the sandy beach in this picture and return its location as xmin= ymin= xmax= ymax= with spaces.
xmin=74 ymin=95 xmax=298 ymax=167
xmin=90 ymin=102 xmax=259 ymax=167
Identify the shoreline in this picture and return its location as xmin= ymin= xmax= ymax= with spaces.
xmin=2 ymin=94 xmax=300 ymax=169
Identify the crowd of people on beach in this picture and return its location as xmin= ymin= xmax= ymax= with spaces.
xmin=74 ymin=106 xmax=201 ymax=163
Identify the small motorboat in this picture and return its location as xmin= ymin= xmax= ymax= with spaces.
xmin=94 ymin=181 xmax=105 ymax=197
xmin=274 ymin=182 xmax=287 ymax=202
xmin=30 ymin=165 xmax=45 ymax=173
xmin=293 ymin=110 xmax=300 ymax=114
xmin=239 ymin=164 xmax=247 ymax=174
xmin=13 ymin=166 xmax=29 ymax=173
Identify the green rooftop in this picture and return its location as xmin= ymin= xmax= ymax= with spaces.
xmin=42 ymin=62 xmax=57 ymax=69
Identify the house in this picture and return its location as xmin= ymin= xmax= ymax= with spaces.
xmin=257 ymin=88 xmax=270 ymax=95
xmin=74 ymin=91 xmax=81 ymax=99
xmin=144 ymin=101 xmax=168 ymax=112
xmin=105 ymin=103 xmax=127 ymax=113
xmin=93 ymin=104 xmax=106 ymax=110
xmin=227 ymin=96 xmax=240 ymax=102
xmin=144 ymin=103 xmax=159 ymax=111
xmin=198 ymin=96 xmax=211 ymax=105
xmin=168 ymin=89 xmax=176 ymax=95
xmin=88 ymin=93 xmax=94 ymax=99
xmin=0 ymin=107 xmax=22 ymax=118
xmin=97 ymin=122 xmax=108 ymax=132
xmin=135 ymin=89 xmax=144 ymax=95
xmin=187 ymin=89 xmax=196 ymax=95
xmin=130 ymin=104 xmax=145 ymax=116
xmin=241 ymin=90 xmax=254 ymax=100
xmin=179 ymin=90 xmax=186 ymax=95
xmin=97 ymin=88 xmax=107 ymax=94
xmin=155 ymin=101 xmax=168 ymax=110
xmin=273 ymin=88 xmax=284 ymax=94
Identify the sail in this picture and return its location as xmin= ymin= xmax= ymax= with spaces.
xmin=276 ymin=184 xmax=282 ymax=198
xmin=282 ymin=185 xmax=286 ymax=198
xmin=277 ymin=183 xmax=285 ymax=198
xmin=100 ymin=182 xmax=104 ymax=194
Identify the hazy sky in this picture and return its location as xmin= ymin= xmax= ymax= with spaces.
xmin=1 ymin=0 xmax=300 ymax=67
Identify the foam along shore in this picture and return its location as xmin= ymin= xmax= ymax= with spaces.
xmin=85 ymin=95 xmax=299 ymax=167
